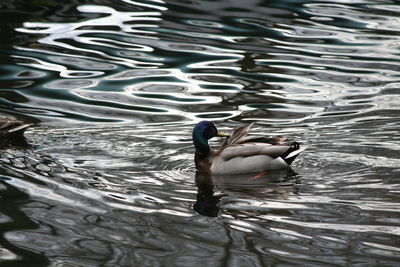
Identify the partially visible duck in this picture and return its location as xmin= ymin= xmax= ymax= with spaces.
xmin=0 ymin=116 xmax=33 ymax=147
xmin=193 ymin=121 xmax=304 ymax=174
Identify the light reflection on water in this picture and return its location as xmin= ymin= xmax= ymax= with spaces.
xmin=8 ymin=0 xmax=400 ymax=124
xmin=1 ymin=0 xmax=400 ymax=265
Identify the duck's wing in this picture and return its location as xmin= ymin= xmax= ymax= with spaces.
xmin=218 ymin=142 xmax=294 ymax=161
xmin=221 ymin=123 xmax=254 ymax=147
xmin=238 ymin=136 xmax=289 ymax=145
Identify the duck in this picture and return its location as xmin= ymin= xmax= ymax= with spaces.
xmin=0 ymin=116 xmax=33 ymax=147
xmin=192 ymin=121 xmax=305 ymax=174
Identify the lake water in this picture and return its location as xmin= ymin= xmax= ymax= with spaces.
xmin=1 ymin=0 xmax=400 ymax=266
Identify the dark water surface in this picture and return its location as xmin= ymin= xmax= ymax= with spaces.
xmin=1 ymin=0 xmax=400 ymax=266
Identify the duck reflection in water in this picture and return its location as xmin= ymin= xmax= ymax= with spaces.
xmin=194 ymin=172 xmax=226 ymax=217
xmin=193 ymin=170 xmax=300 ymax=217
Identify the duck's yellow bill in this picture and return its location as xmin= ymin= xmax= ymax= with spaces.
xmin=217 ymin=130 xmax=230 ymax=137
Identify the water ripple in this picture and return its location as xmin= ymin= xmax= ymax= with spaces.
xmin=6 ymin=1 xmax=399 ymax=124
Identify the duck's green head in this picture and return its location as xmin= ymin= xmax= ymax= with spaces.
xmin=192 ymin=121 xmax=229 ymax=155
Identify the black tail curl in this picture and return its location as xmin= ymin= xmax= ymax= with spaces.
xmin=281 ymin=142 xmax=301 ymax=165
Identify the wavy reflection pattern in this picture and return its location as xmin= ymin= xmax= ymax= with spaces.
xmin=1 ymin=0 xmax=398 ymax=126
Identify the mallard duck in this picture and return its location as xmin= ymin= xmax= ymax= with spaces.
xmin=193 ymin=121 xmax=305 ymax=174
xmin=0 ymin=116 xmax=33 ymax=146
